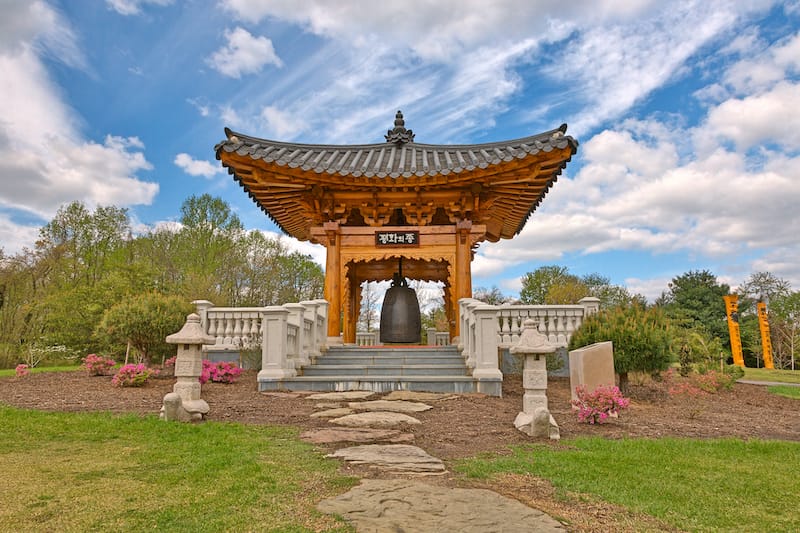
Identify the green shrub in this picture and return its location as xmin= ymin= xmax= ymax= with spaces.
xmin=723 ymin=364 xmax=744 ymax=381
xmin=95 ymin=293 xmax=191 ymax=365
xmin=569 ymin=304 xmax=672 ymax=393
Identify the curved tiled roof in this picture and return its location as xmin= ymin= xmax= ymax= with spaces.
xmin=215 ymin=115 xmax=578 ymax=242
xmin=215 ymin=124 xmax=576 ymax=179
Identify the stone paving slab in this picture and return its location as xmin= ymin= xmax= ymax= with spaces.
xmin=300 ymin=428 xmax=414 ymax=445
xmin=306 ymin=391 xmax=376 ymax=401
xmin=347 ymin=399 xmax=433 ymax=413
xmin=317 ymin=479 xmax=566 ymax=532
xmin=328 ymin=445 xmax=445 ymax=474
xmin=383 ymin=391 xmax=457 ymax=401
xmin=330 ymin=411 xmax=421 ymax=428
xmin=310 ymin=408 xmax=354 ymax=418
xmin=314 ymin=402 xmax=342 ymax=409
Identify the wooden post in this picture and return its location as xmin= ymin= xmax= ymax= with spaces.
xmin=323 ymin=222 xmax=341 ymax=339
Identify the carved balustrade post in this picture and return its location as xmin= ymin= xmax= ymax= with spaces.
xmin=258 ymin=306 xmax=295 ymax=381
xmin=285 ymin=303 xmax=309 ymax=367
xmin=471 ymin=304 xmax=503 ymax=391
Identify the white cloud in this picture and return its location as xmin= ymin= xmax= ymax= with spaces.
xmin=206 ymin=27 xmax=282 ymax=79
xmin=548 ymin=2 xmax=755 ymax=135
xmin=174 ymin=153 xmax=222 ymax=179
xmin=187 ymin=97 xmax=210 ymax=117
xmin=260 ymin=230 xmax=327 ymax=266
xmin=624 ymin=276 xmax=672 ymax=302
xmin=221 ymin=0 xmax=658 ymax=61
xmin=706 ymin=81 xmax=800 ymax=150
xmin=723 ymin=32 xmax=800 ymax=94
xmin=105 ymin=0 xmax=172 ymax=16
xmin=0 ymin=0 xmax=159 ymax=231
xmin=260 ymin=106 xmax=306 ymax=139
xmin=0 ymin=213 xmax=40 ymax=255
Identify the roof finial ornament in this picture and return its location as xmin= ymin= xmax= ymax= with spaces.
xmin=385 ymin=110 xmax=415 ymax=144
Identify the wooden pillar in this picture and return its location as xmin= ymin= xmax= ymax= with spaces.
xmin=342 ymin=266 xmax=358 ymax=344
xmin=454 ymin=220 xmax=473 ymax=338
xmin=323 ymin=222 xmax=341 ymax=338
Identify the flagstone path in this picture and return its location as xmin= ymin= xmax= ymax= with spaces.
xmin=301 ymin=390 xmax=566 ymax=531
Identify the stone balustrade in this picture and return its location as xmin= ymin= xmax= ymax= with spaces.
xmin=191 ymin=296 xmax=599 ymax=392
xmin=457 ymin=297 xmax=601 ymax=383
xmin=496 ymin=298 xmax=600 ymax=348
xmin=192 ymin=299 xmax=329 ymax=385
xmin=355 ymin=331 xmax=379 ymax=346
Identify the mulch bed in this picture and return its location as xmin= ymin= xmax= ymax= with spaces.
xmin=2 ymin=369 xmax=798 ymax=532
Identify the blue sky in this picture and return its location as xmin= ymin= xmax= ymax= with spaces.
xmin=1 ymin=0 xmax=799 ymax=301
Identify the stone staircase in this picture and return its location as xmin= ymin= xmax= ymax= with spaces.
xmin=259 ymin=345 xmax=483 ymax=394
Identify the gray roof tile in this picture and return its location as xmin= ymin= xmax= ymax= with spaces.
xmin=215 ymin=124 xmax=577 ymax=180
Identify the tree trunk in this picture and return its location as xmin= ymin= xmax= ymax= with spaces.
xmin=618 ymin=372 xmax=629 ymax=395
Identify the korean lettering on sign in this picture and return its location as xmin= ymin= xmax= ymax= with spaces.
xmin=375 ymin=231 xmax=420 ymax=247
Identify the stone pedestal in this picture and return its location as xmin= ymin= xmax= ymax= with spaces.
xmin=510 ymin=319 xmax=560 ymax=440
xmin=162 ymin=313 xmax=214 ymax=422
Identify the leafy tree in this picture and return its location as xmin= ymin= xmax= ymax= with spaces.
xmin=569 ymin=304 xmax=672 ymax=393
xmin=472 ymin=286 xmax=511 ymax=305
xmin=582 ymin=273 xmax=646 ymax=309
xmin=658 ymin=270 xmax=730 ymax=348
xmin=519 ymin=265 xmax=573 ymax=304
xmin=672 ymin=326 xmax=726 ymax=375
xmin=95 ymin=293 xmax=192 ymax=365
xmin=357 ymin=281 xmax=382 ymax=332
xmin=176 ymin=194 xmax=245 ymax=301
xmin=546 ymin=277 xmax=589 ymax=304
xmin=519 ymin=266 xmax=641 ymax=308
xmin=769 ymin=291 xmax=800 ymax=370
xmin=738 ymin=271 xmax=791 ymax=304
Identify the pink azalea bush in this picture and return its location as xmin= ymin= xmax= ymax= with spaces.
xmin=111 ymin=363 xmax=159 ymax=387
xmin=200 ymin=360 xmax=243 ymax=385
xmin=664 ymin=367 xmax=735 ymax=397
xmin=572 ymin=384 xmax=630 ymax=424
xmin=82 ymin=354 xmax=117 ymax=376
xmin=15 ymin=364 xmax=30 ymax=378
xmin=692 ymin=370 xmax=736 ymax=393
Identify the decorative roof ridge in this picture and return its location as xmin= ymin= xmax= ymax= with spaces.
xmin=385 ymin=110 xmax=415 ymax=144
xmin=218 ymin=123 xmax=576 ymax=154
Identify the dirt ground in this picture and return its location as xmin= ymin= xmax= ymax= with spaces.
xmin=2 ymin=370 xmax=798 ymax=532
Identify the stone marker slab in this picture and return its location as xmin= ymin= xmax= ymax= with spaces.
xmin=348 ymin=399 xmax=433 ymax=413
xmin=310 ymin=408 xmax=354 ymax=418
xmin=300 ymin=428 xmax=414 ymax=445
xmin=569 ymin=341 xmax=615 ymax=402
xmin=383 ymin=391 xmax=456 ymax=402
xmin=328 ymin=445 xmax=445 ymax=473
xmin=306 ymin=391 xmax=375 ymax=401
xmin=317 ymin=479 xmax=566 ymax=532
xmin=330 ymin=411 xmax=421 ymax=428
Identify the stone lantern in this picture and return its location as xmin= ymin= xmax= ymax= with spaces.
xmin=510 ymin=319 xmax=560 ymax=440
xmin=162 ymin=313 xmax=215 ymax=422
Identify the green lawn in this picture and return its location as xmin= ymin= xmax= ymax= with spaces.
xmin=767 ymin=385 xmax=800 ymax=400
xmin=0 ymin=406 xmax=356 ymax=532
xmin=457 ymin=437 xmax=800 ymax=532
xmin=0 ymin=365 xmax=81 ymax=377
xmin=742 ymin=367 xmax=800 ymax=384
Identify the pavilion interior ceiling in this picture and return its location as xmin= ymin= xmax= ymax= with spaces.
xmin=347 ymin=257 xmax=450 ymax=286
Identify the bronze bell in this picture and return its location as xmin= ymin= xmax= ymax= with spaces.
xmin=379 ymin=259 xmax=421 ymax=344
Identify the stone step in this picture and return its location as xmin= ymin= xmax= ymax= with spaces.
xmin=313 ymin=355 xmax=466 ymax=366
xmin=325 ymin=346 xmax=461 ymax=356
xmin=259 ymin=375 xmax=484 ymax=394
xmin=301 ymin=364 xmax=470 ymax=377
